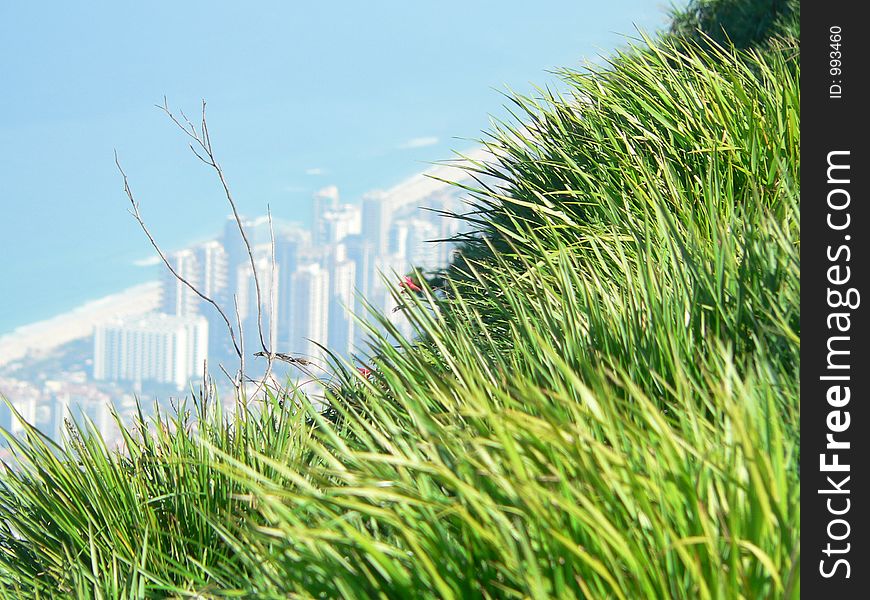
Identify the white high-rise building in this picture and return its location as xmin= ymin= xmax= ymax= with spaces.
xmin=389 ymin=219 xmax=410 ymax=259
xmin=194 ymin=240 xmax=228 ymax=299
xmin=322 ymin=204 xmax=361 ymax=246
xmin=235 ymin=250 xmax=279 ymax=355
xmin=50 ymin=390 xmax=71 ymax=441
xmin=342 ymin=234 xmax=374 ymax=345
xmin=287 ymin=263 xmax=330 ymax=361
xmin=274 ymin=227 xmax=313 ymax=348
xmin=161 ymin=249 xmax=200 ymax=316
xmin=93 ymin=313 xmax=209 ymax=389
xmin=362 ymin=191 xmax=391 ymax=256
xmin=312 ymin=186 xmax=340 ymax=246
xmin=328 ymin=251 xmax=356 ymax=356
xmin=222 ymin=215 xmax=274 ymax=275
xmin=191 ymin=240 xmax=230 ymax=359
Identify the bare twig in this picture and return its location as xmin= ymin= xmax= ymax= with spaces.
xmin=120 ymin=100 xmax=306 ymax=405
xmin=114 ymin=152 xmax=242 ymax=360
xmin=219 ymin=363 xmax=237 ymax=390
xmin=158 ymin=98 xmax=270 ymax=356
xmin=233 ymin=294 xmax=246 ymax=401
xmin=249 ymin=207 xmax=279 ymax=400
xmin=252 ymin=350 xmax=330 ymax=383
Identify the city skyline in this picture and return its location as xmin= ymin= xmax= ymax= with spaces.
xmin=0 ymin=1 xmax=671 ymax=334
xmin=107 ymin=153 xmax=480 ymax=382
xmin=0 ymin=153 xmax=484 ymax=444
xmin=0 ymin=0 xmax=676 ymax=449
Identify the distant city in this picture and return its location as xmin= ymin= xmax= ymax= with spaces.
xmin=0 ymin=154 xmax=482 ymax=449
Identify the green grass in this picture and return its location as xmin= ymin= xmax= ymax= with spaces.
xmin=1 ymin=7 xmax=799 ymax=598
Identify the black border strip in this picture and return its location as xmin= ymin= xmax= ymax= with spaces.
xmin=802 ymin=2 xmax=868 ymax=595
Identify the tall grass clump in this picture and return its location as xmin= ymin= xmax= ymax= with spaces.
xmin=1 ymin=7 xmax=799 ymax=599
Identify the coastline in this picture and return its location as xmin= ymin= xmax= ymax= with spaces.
xmin=0 ymin=281 xmax=161 ymax=367
xmin=0 ymin=149 xmax=490 ymax=371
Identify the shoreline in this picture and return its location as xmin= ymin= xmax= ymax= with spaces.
xmin=0 ymin=282 xmax=161 ymax=367
xmin=0 ymin=149 xmax=489 ymax=370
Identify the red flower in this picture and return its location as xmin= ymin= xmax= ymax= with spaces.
xmin=400 ymin=275 xmax=422 ymax=293
xmin=357 ymin=367 xmax=373 ymax=378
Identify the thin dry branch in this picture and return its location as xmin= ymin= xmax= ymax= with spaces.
xmin=119 ymin=100 xmax=299 ymax=404
xmin=158 ymin=98 xmax=270 ymax=356
xmin=252 ymin=350 xmax=330 ymax=382
xmin=249 ymin=207 xmax=279 ymax=400
xmin=114 ymin=152 xmax=243 ymax=360
xmin=233 ymin=294 xmax=246 ymax=399
xmin=219 ymin=363 xmax=237 ymax=389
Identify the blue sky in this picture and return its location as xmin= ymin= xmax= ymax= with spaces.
xmin=0 ymin=1 xmax=676 ymax=333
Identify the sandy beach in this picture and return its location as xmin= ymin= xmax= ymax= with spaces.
xmin=0 ymin=282 xmax=161 ymax=367
xmin=0 ymin=150 xmax=492 ymax=370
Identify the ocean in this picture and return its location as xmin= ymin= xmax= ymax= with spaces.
xmin=0 ymin=0 xmax=670 ymax=335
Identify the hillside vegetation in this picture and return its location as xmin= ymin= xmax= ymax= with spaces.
xmin=1 ymin=2 xmax=799 ymax=598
